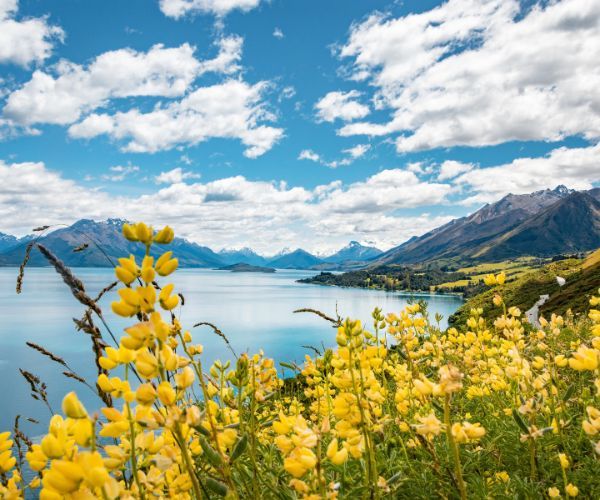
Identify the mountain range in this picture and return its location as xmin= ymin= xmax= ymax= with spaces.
xmin=0 ymin=219 xmax=383 ymax=270
xmin=375 ymin=185 xmax=600 ymax=266
xmin=0 ymin=185 xmax=597 ymax=270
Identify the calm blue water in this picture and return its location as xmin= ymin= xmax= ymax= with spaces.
xmin=0 ymin=267 xmax=462 ymax=435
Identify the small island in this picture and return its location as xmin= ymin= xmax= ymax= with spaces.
xmin=217 ymin=262 xmax=276 ymax=273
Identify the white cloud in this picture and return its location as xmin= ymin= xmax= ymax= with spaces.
xmin=4 ymin=38 xmax=243 ymax=126
xmin=68 ymin=80 xmax=283 ymax=157
xmin=297 ymin=148 xmax=352 ymax=169
xmin=273 ymin=27 xmax=284 ymax=39
xmin=197 ymin=35 xmax=243 ymax=75
xmin=155 ymin=167 xmax=200 ymax=184
xmin=343 ymin=144 xmax=370 ymax=159
xmin=315 ymin=90 xmax=370 ymax=123
xmin=319 ymin=169 xmax=452 ymax=214
xmin=3 ymin=142 xmax=598 ymax=252
xmin=102 ymin=164 xmax=140 ymax=182
xmin=158 ymin=0 xmax=261 ymax=18
xmin=337 ymin=0 xmax=600 ymax=152
xmin=298 ymin=149 xmax=321 ymax=162
xmin=4 ymin=44 xmax=201 ymax=125
xmin=0 ymin=159 xmax=454 ymax=253
xmin=454 ymin=142 xmax=600 ymax=205
xmin=0 ymin=0 xmax=63 ymax=67
xmin=437 ymin=160 xmax=473 ymax=181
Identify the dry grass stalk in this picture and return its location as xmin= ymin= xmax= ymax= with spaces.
xmin=19 ymin=369 xmax=53 ymax=415
xmin=63 ymin=371 xmax=87 ymax=384
xmin=35 ymin=244 xmax=102 ymax=315
xmin=25 ymin=342 xmax=67 ymax=367
xmin=94 ymin=281 xmax=118 ymax=302
xmin=293 ymin=307 xmax=341 ymax=326
xmin=193 ymin=321 xmax=237 ymax=358
xmin=16 ymin=242 xmax=34 ymax=294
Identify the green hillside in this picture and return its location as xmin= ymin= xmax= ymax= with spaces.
xmin=448 ymin=258 xmax=583 ymax=326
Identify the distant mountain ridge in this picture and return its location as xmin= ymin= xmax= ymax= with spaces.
xmin=0 ymin=220 xmax=378 ymax=270
xmin=324 ymin=241 xmax=382 ymax=263
xmin=375 ymin=185 xmax=600 ymax=265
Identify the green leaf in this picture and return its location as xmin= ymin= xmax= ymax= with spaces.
xmin=199 ymin=436 xmax=223 ymax=468
xmin=562 ymin=384 xmax=576 ymax=402
xmin=230 ymin=434 xmax=248 ymax=462
xmin=512 ymin=409 xmax=530 ymax=434
xmin=205 ymin=477 xmax=228 ymax=497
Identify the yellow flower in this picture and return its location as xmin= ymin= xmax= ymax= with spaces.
xmin=157 ymin=381 xmax=177 ymax=405
xmin=26 ymin=444 xmax=47 ymax=471
xmin=115 ymin=255 xmax=139 ymax=284
xmin=559 ymin=452 xmax=570 ymax=469
xmin=415 ymin=413 xmax=442 ymax=438
xmin=175 ymin=366 xmax=195 ymax=389
xmin=159 ymin=283 xmax=179 ymax=310
xmin=565 ymin=483 xmax=578 ymax=497
xmin=568 ymin=346 xmax=598 ymax=371
xmin=326 ymin=439 xmax=348 ymax=465
xmin=284 ymin=448 xmax=317 ymax=478
xmin=548 ymin=486 xmax=560 ymax=498
xmin=439 ymin=364 xmax=463 ymax=394
xmin=154 ymin=225 xmax=174 ymax=244
xmin=136 ymin=383 xmax=158 ymax=406
xmin=111 ymin=287 xmax=141 ymax=317
xmin=0 ymin=432 xmax=16 ymax=473
xmin=483 ymin=274 xmax=497 ymax=286
xmin=122 ymin=223 xmax=138 ymax=242
xmin=141 ymin=255 xmax=155 ymax=283
xmin=155 ymin=251 xmax=178 ymax=277
xmin=62 ymin=392 xmax=87 ymax=419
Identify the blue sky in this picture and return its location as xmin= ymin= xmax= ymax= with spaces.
xmin=0 ymin=0 xmax=598 ymax=254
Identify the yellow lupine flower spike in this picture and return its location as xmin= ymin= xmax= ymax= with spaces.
xmin=115 ymin=255 xmax=139 ymax=284
xmin=154 ymin=225 xmax=174 ymax=244
xmin=159 ymin=283 xmax=179 ymax=310
xmin=155 ymin=251 xmax=178 ymax=276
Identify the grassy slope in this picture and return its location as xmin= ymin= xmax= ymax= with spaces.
xmin=539 ymin=260 xmax=600 ymax=317
xmin=448 ymin=259 xmax=582 ymax=326
xmin=435 ymin=257 xmax=543 ymax=291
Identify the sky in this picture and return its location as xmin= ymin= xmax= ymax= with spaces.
xmin=0 ymin=0 xmax=598 ymax=255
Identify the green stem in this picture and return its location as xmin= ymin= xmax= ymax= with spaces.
xmin=444 ymin=395 xmax=467 ymax=500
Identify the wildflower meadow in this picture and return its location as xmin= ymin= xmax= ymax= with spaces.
xmin=1 ymin=223 xmax=599 ymax=499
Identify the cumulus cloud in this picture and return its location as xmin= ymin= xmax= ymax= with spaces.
xmin=4 ymin=38 xmax=241 ymax=126
xmin=319 ymin=169 xmax=451 ymax=214
xmin=68 ymin=80 xmax=283 ymax=157
xmin=298 ymin=149 xmax=321 ymax=162
xmin=3 ymin=35 xmax=281 ymax=157
xmin=337 ymin=0 xmax=600 ymax=152
xmin=273 ymin=28 xmax=284 ymax=39
xmin=315 ymin=90 xmax=370 ymax=122
xmin=0 ymin=0 xmax=63 ymax=67
xmin=155 ymin=167 xmax=200 ymax=184
xmin=343 ymin=144 xmax=370 ymax=159
xmin=0 ymin=159 xmax=455 ymax=252
xmin=437 ymin=160 xmax=474 ymax=181
xmin=454 ymin=142 xmax=600 ymax=205
xmin=158 ymin=0 xmax=261 ymax=18
xmin=3 ymin=140 xmax=599 ymax=252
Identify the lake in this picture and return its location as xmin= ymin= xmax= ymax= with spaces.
xmin=0 ymin=267 xmax=462 ymax=435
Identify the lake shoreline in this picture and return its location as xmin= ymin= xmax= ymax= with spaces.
xmin=297 ymin=279 xmax=466 ymax=298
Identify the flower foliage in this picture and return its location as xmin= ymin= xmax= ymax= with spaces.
xmin=1 ymin=227 xmax=600 ymax=499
